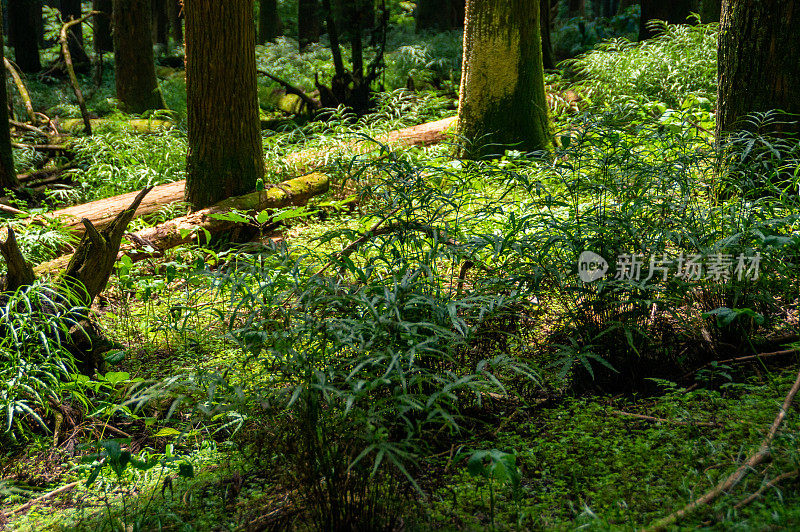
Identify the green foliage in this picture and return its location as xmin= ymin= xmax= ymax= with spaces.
xmin=65 ymin=123 xmax=187 ymax=203
xmin=0 ymin=282 xmax=87 ymax=440
xmin=566 ymin=19 xmax=718 ymax=107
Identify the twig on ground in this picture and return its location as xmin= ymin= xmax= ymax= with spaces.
xmin=6 ymin=481 xmax=80 ymax=516
xmin=734 ymin=469 xmax=799 ymax=510
xmin=644 ymin=366 xmax=800 ymax=531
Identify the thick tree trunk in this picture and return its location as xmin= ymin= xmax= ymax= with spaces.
xmin=457 ymin=0 xmax=550 ymax=158
xmin=184 ymin=0 xmax=264 ymax=209
xmin=540 ymin=0 xmax=555 ymax=70
xmin=8 ymin=0 xmax=42 ymax=72
xmin=416 ymin=0 xmax=464 ymax=30
xmin=92 ymin=0 xmax=113 ymax=53
xmin=716 ymin=0 xmax=800 ymax=140
xmin=298 ymin=0 xmax=320 ymax=50
xmin=150 ymin=0 xmax=168 ymax=46
xmin=113 ymin=0 xmax=165 ymax=113
xmin=0 ymin=3 xmax=19 ymax=191
xmin=60 ymin=0 xmax=90 ymax=64
xmin=639 ymin=0 xmax=694 ymax=40
xmin=259 ymin=0 xmax=280 ymax=43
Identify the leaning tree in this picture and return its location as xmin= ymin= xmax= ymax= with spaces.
xmin=184 ymin=0 xmax=265 ymax=209
xmin=716 ymin=0 xmax=800 ymax=140
xmin=456 ymin=0 xmax=550 ymax=158
xmin=113 ymin=0 xmax=165 ymax=113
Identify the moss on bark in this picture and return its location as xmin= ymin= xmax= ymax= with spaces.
xmin=456 ymin=0 xmax=551 ymax=158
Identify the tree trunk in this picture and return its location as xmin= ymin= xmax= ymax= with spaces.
xmin=167 ymin=0 xmax=182 ymax=44
xmin=259 ymin=0 xmax=280 ymax=43
xmin=92 ymin=0 xmax=113 ymax=53
xmin=457 ymin=0 xmax=550 ymax=158
xmin=8 ymin=0 xmax=42 ymax=72
xmin=699 ymin=0 xmax=721 ymax=23
xmin=113 ymin=0 xmax=165 ymax=113
xmin=416 ymin=0 xmax=465 ymax=30
xmin=639 ymin=0 xmax=694 ymax=40
xmin=298 ymin=0 xmax=320 ymax=50
xmin=540 ymin=0 xmax=555 ymax=70
xmin=0 ymin=2 xmax=20 ymax=190
xmin=716 ymin=0 xmax=800 ymax=140
xmin=567 ymin=0 xmax=584 ymax=18
xmin=60 ymin=0 xmax=89 ymax=64
xmin=150 ymin=0 xmax=168 ymax=46
xmin=184 ymin=0 xmax=264 ymax=210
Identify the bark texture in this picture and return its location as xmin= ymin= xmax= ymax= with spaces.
xmin=150 ymin=0 xmax=168 ymax=45
xmin=298 ymin=0 xmax=320 ymax=50
xmin=92 ymin=0 xmax=113 ymax=53
xmin=639 ymin=0 xmax=694 ymax=40
xmin=8 ymin=0 xmax=42 ymax=72
xmin=457 ymin=0 xmax=550 ymax=158
xmin=0 ymin=2 xmax=20 ymax=190
xmin=416 ymin=0 xmax=465 ymax=30
xmin=259 ymin=0 xmax=280 ymax=43
xmin=113 ymin=0 xmax=165 ymax=113
xmin=540 ymin=0 xmax=554 ymax=70
xmin=184 ymin=0 xmax=265 ymax=210
xmin=716 ymin=0 xmax=800 ymax=139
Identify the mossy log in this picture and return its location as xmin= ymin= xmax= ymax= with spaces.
xmin=38 ymin=116 xmax=456 ymax=238
xmin=58 ymin=118 xmax=173 ymax=134
xmin=35 ymin=172 xmax=329 ymax=274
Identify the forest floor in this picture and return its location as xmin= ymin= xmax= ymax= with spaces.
xmin=3 ymin=20 xmax=800 ymax=532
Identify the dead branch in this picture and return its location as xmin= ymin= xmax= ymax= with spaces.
xmin=684 ymin=348 xmax=800 ymax=380
xmin=5 ymin=481 xmax=80 ymax=517
xmin=3 ymin=58 xmax=36 ymax=123
xmin=59 ymin=12 xmax=101 ymax=135
xmin=258 ymin=70 xmax=320 ymax=112
xmin=734 ymin=469 xmax=799 ymax=510
xmin=644 ymin=366 xmax=800 ymax=531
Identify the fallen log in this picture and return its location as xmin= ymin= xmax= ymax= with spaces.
xmin=35 ymin=172 xmax=329 ymax=275
xmin=36 ymin=115 xmax=456 ymax=238
xmin=58 ymin=118 xmax=173 ymax=134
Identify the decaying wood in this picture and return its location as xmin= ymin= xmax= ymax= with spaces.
xmin=35 ymin=173 xmax=329 ymax=274
xmin=60 ymin=187 xmax=152 ymax=304
xmin=0 ymin=226 xmax=35 ymax=291
xmin=57 ymin=118 xmax=173 ymax=134
xmin=3 ymin=58 xmax=36 ymax=124
xmin=37 ymin=116 xmax=456 ymax=238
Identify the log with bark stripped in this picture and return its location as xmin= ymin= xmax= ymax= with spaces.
xmin=35 ymin=172 xmax=329 ymax=275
